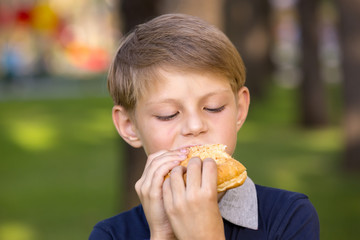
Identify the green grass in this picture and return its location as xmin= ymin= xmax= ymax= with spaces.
xmin=0 ymin=97 xmax=121 ymax=240
xmin=0 ymin=85 xmax=359 ymax=239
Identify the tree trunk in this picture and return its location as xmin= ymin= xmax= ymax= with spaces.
xmin=336 ymin=0 xmax=360 ymax=171
xmin=224 ymin=0 xmax=273 ymax=98
xmin=297 ymin=0 xmax=328 ymax=127
xmin=118 ymin=0 xmax=160 ymax=210
xmin=121 ymin=146 xmax=146 ymax=209
xmin=159 ymin=0 xmax=224 ymax=28
xmin=121 ymin=0 xmax=160 ymax=32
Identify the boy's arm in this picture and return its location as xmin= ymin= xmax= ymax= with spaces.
xmin=163 ymin=158 xmax=225 ymax=240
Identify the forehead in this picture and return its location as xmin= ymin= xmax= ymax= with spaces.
xmin=138 ymin=68 xmax=233 ymax=104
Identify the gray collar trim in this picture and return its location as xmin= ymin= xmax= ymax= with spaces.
xmin=218 ymin=177 xmax=258 ymax=230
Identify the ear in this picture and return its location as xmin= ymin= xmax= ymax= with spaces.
xmin=112 ymin=105 xmax=143 ymax=148
xmin=236 ymin=86 xmax=250 ymax=131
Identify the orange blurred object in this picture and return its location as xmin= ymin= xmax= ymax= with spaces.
xmin=65 ymin=42 xmax=110 ymax=72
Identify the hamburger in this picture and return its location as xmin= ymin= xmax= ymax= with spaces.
xmin=169 ymin=144 xmax=247 ymax=192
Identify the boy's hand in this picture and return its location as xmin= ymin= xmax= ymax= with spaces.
xmin=135 ymin=149 xmax=187 ymax=240
xmin=163 ymin=158 xmax=225 ymax=240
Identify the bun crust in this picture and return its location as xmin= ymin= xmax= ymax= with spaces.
xmin=180 ymin=144 xmax=247 ymax=192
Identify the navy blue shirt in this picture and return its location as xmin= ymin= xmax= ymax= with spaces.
xmin=89 ymin=185 xmax=319 ymax=239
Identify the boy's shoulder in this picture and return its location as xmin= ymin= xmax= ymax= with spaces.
xmin=221 ymin=183 xmax=319 ymax=239
xmin=255 ymin=184 xmax=319 ymax=239
xmin=255 ymin=183 xmax=315 ymax=221
xmin=256 ymin=184 xmax=309 ymax=204
xmin=89 ymin=205 xmax=150 ymax=240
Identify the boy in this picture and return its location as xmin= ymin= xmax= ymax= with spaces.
xmin=89 ymin=14 xmax=319 ymax=239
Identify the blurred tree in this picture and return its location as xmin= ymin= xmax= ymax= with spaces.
xmin=297 ymin=0 xmax=329 ymax=127
xmin=336 ymin=0 xmax=360 ymax=171
xmin=121 ymin=0 xmax=160 ymax=32
xmin=224 ymin=0 xmax=273 ymax=98
xmin=160 ymin=0 xmax=224 ymax=28
xmin=118 ymin=0 xmax=160 ymax=210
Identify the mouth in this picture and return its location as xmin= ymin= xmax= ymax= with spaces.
xmin=175 ymin=144 xmax=201 ymax=151
xmin=177 ymin=143 xmax=216 ymax=150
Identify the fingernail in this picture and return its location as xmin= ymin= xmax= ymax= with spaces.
xmin=180 ymin=148 xmax=188 ymax=153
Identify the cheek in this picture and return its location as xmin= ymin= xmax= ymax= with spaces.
xmin=140 ymin=121 xmax=179 ymax=153
xmin=219 ymin=126 xmax=238 ymax=152
xmin=213 ymin=113 xmax=238 ymax=153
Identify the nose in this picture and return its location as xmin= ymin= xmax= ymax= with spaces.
xmin=181 ymin=111 xmax=208 ymax=137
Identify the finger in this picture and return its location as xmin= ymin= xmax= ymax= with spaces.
xmin=150 ymin=160 xmax=181 ymax=191
xmin=162 ymin=177 xmax=173 ymax=213
xmin=137 ymin=150 xmax=168 ymax=192
xmin=186 ymin=157 xmax=202 ymax=193
xmin=144 ymin=150 xmax=168 ymax=169
xmin=138 ymin=159 xmax=181 ymax=198
xmin=136 ymin=151 xmax=184 ymax=197
xmin=142 ymin=151 xmax=186 ymax=187
xmin=144 ymin=150 xmax=182 ymax=171
xmin=201 ymin=158 xmax=218 ymax=193
xmin=170 ymin=165 xmax=186 ymax=201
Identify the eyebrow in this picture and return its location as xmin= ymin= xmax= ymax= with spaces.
xmin=145 ymin=89 xmax=233 ymax=106
xmin=200 ymin=89 xmax=233 ymax=99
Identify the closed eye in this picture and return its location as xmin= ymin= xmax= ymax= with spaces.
xmin=204 ymin=105 xmax=225 ymax=113
xmin=155 ymin=112 xmax=179 ymax=121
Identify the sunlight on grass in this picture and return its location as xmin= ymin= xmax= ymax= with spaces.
xmin=272 ymin=166 xmax=301 ymax=190
xmin=7 ymin=120 xmax=57 ymax=151
xmin=76 ymin=108 xmax=115 ymax=144
xmin=0 ymin=222 xmax=36 ymax=240
xmin=300 ymin=127 xmax=343 ymax=152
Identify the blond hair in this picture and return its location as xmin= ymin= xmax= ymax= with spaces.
xmin=108 ymin=13 xmax=246 ymax=111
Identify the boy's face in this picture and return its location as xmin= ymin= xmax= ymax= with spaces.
xmin=114 ymin=69 xmax=249 ymax=156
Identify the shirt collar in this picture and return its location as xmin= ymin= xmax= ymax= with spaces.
xmin=218 ymin=177 xmax=258 ymax=230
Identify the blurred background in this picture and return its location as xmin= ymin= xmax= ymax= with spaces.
xmin=0 ymin=0 xmax=359 ymax=239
